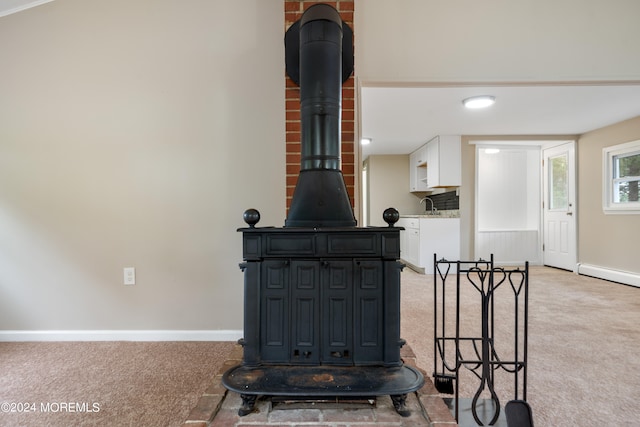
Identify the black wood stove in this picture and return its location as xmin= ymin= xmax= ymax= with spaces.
xmin=222 ymin=4 xmax=424 ymax=417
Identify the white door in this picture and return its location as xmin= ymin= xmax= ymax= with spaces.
xmin=543 ymin=142 xmax=577 ymax=271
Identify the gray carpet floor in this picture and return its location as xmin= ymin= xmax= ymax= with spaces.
xmin=0 ymin=341 xmax=235 ymax=426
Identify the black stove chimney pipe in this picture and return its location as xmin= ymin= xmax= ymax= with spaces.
xmin=284 ymin=4 xmax=356 ymax=228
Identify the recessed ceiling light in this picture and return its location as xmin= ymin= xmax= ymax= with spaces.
xmin=463 ymin=95 xmax=496 ymax=109
xmin=360 ymin=138 xmax=371 ymax=145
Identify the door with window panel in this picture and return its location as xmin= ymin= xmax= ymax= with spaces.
xmin=543 ymin=142 xmax=577 ymax=271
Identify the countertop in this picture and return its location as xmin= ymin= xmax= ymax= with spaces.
xmin=401 ymin=210 xmax=460 ymax=219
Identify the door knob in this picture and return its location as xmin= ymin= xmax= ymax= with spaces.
xmin=566 ymin=212 xmax=573 ymax=216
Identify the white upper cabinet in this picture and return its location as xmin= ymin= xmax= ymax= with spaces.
xmin=412 ymin=135 xmax=461 ymax=191
xmin=409 ymin=144 xmax=429 ymax=192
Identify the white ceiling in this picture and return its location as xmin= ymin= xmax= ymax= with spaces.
xmin=0 ymin=0 xmax=53 ymax=18
xmin=360 ymin=84 xmax=640 ymax=158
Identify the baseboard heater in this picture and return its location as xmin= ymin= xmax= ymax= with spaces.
xmin=577 ymin=263 xmax=640 ymax=288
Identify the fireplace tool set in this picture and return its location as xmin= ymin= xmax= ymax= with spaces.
xmin=432 ymin=254 xmax=532 ymax=426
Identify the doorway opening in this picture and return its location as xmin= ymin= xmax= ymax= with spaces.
xmin=473 ymin=140 xmax=577 ymax=269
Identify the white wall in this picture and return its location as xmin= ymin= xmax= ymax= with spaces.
xmin=0 ymin=0 xmax=285 ymax=336
xmin=476 ymin=147 xmax=540 ymax=231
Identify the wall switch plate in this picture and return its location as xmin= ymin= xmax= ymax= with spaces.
xmin=124 ymin=267 xmax=135 ymax=285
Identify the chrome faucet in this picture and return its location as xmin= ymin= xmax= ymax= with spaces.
xmin=420 ymin=197 xmax=437 ymax=214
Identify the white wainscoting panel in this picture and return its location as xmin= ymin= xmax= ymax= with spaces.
xmin=476 ymin=230 xmax=540 ymax=265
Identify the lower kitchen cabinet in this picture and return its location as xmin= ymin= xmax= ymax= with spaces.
xmin=397 ymin=217 xmax=460 ymax=274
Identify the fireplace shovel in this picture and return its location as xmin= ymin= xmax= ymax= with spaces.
xmin=505 ymin=400 xmax=534 ymax=427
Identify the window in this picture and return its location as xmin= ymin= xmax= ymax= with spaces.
xmin=550 ymin=154 xmax=568 ymax=210
xmin=603 ymin=139 xmax=640 ymax=214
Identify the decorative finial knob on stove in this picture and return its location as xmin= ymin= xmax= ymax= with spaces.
xmin=243 ymin=209 xmax=260 ymax=228
xmin=383 ymin=207 xmax=400 ymax=227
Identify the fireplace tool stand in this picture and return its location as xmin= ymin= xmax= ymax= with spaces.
xmin=432 ymin=254 xmax=530 ymax=426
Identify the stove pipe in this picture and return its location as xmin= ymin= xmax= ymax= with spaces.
xmin=284 ymin=4 xmax=356 ymax=228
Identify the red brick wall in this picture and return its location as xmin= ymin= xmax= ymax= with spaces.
xmin=284 ymin=1 xmax=356 ymax=211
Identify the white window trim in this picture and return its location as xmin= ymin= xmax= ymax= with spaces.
xmin=603 ymin=139 xmax=640 ymax=214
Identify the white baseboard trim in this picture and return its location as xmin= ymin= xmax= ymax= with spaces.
xmin=0 ymin=330 xmax=244 ymax=342
xmin=577 ymin=264 xmax=640 ymax=288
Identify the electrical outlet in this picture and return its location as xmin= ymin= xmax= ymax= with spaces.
xmin=124 ymin=267 xmax=135 ymax=285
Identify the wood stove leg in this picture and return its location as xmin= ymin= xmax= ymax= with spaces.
xmin=238 ymin=394 xmax=257 ymax=416
xmin=391 ymin=394 xmax=411 ymax=417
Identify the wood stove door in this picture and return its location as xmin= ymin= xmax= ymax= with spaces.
xmin=321 ymin=260 xmax=353 ymax=365
xmin=290 ymin=260 xmax=320 ymax=364
xmin=354 ymin=260 xmax=384 ymax=364
xmin=260 ymin=260 xmax=290 ymax=363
